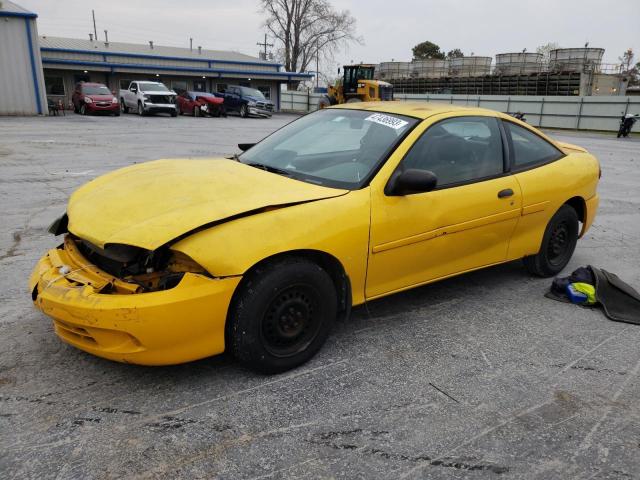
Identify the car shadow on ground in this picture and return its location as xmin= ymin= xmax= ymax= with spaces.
xmin=56 ymin=259 xmax=534 ymax=386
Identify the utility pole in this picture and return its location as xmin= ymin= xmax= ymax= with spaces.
xmin=92 ymin=10 xmax=98 ymax=41
xmin=256 ymin=33 xmax=273 ymax=61
xmin=316 ymin=38 xmax=319 ymax=89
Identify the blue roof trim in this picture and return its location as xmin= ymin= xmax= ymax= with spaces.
xmin=0 ymin=10 xmax=37 ymax=18
xmin=41 ymin=57 xmax=313 ymax=79
xmin=40 ymin=47 xmax=284 ymax=69
xmin=24 ymin=18 xmax=43 ymax=114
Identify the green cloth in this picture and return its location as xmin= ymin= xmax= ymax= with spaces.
xmin=572 ymin=282 xmax=596 ymax=305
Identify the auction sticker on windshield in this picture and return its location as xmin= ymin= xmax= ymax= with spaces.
xmin=365 ymin=113 xmax=409 ymax=130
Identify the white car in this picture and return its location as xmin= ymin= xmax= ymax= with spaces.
xmin=119 ymin=81 xmax=177 ymax=117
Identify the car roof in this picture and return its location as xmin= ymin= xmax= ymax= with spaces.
xmin=330 ymin=101 xmax=505 ymax=120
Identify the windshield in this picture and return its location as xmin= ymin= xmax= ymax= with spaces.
xmin=83 ymin=85 xmax=111 ymax=95
xmin=140 ymin=83 xmax=170 ymax=92
xmin=239 ymin=109 xmax=418 ymax=189
xmin=240 ymin=87 xmax=266 ymax=100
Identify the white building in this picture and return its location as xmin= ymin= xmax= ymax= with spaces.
xmin=0 ymin=1 xmax=47 ymax=115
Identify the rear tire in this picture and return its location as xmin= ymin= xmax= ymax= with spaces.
xmin=523 ymin=204 xmax=579 ymax=277
xmin=228 ymin=257 xmax=337 ymax=374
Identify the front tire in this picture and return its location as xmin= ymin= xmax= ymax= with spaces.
xmin=137 ymin=101 xmax=145 ymax=116
xmin=80 ymin=104 xmax=88 ymax=115
xmin=240 ymin=104 xmax=249 ymax=118
xmin=228 ymin=257 xmax=337 ymax=374
xmin=523 ymin=204 xmax=579 ymax=277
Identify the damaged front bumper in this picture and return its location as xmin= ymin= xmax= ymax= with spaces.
xmin=29 ymin=236 xmax=241 ymax=366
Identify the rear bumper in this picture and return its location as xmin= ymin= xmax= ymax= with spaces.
xmin=30 ymin=244 xmax=241 ymax=366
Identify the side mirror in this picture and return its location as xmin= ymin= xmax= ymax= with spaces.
xmin=238 ymin=143 xmax=255 ymax=152
xmin=385 ymin=169 xmax=437 ymax=196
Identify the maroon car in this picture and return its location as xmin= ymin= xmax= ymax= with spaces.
xmin=72 ymin=82 xmax=120 ymax=116
xmin=177 ymin=91 xmax=226 ymax=117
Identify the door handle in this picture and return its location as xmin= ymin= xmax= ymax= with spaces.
xmin=497 ymin=188 xmax=514 ymax=198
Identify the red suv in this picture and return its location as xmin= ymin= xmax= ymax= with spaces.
xmin=72 ymin=82 xmax=120 ymax=116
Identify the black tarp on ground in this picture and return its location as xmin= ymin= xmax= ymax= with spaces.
xmin=592 ymin=267 xmax=640 ymax=325
xmin=546 ymin=266 xmax=640 ymax=325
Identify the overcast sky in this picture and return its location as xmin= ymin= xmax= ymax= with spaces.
xmin=20 ymin=0 xmax=639 ymax=70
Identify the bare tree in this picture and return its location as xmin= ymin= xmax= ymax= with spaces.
xmin=260 ymin=0 xmax=361 ymax=89
xmin=536 ymin=42 xmax=560 ymax=65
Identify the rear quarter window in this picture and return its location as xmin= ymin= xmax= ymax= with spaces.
xmin=505 ymin=122 xmax=564 ymax=170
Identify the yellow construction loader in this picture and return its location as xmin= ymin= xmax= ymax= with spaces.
xmin=318 ymin=64 xmax=393 ymax=108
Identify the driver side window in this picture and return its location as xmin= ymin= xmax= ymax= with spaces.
xmin=402 ymin=116 xmax=505 ymax=188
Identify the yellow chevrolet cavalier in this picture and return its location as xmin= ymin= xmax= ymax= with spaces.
xmin=30 ymin=102 xmax=600 ymax=373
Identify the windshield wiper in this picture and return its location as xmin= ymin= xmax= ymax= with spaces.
xmin=226 ymin=153 xmax=241 ymax=161
xmin=246 ymin=162 xmax=291 ymax=176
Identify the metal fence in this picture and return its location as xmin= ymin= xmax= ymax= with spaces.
xmin=280 ymin=91 xmax=640 ymax=132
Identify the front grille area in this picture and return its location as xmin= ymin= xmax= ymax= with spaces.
xmin=256 ymin=101 xmax=274 ymax=111
xmin=95 ymin=102 xmax=111 ymax=107
xmin=147 ymin=95 xmax=173 ymax=104
xmin=55 ymin=319 xmax=98 ymax=346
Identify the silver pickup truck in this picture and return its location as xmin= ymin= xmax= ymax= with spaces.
xmin=119 ymin=81 xmax=177 ymax=117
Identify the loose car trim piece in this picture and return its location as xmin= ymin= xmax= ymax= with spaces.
xmin=30 ymin=102 xmax=601 ymax=373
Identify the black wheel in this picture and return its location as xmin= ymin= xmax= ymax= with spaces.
xmin=121 ymin=99 xmax=129 ymax=114
xmin=80 ymin=104 xmax=88 ymax=115
xmin=523 ymin=204 xmax=579 ymax=277
xmin=137 ymin=101 xmax=145 ymax=116
xmin=228 ymin=257 xmax=337 ymax=374
xmin=240 ymin=104 xmax=249 ymax=118
xmin=114 ymin=111 xmax=120 ymax=117
xmin=170 ymin=109 xmax=177 ymax=117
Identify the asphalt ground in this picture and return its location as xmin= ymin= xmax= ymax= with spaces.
xmin=0 ymin=110 xmax=639 ymax=479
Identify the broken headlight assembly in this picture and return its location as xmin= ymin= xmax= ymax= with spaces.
xmin=75 ymin=237 xmax=209 ymax=293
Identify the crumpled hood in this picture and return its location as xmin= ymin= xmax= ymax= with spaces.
xmin=67 ymin=159 xmax=347 ymax=250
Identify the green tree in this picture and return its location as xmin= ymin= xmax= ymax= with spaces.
xmin=446 ymin=48 xmax=464 ymax=59
xmin=412 ymin=41 xmax=445 ymax=60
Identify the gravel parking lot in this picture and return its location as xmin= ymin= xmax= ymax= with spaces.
xmin=0 ymin=111 xmax=639 ymax=479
